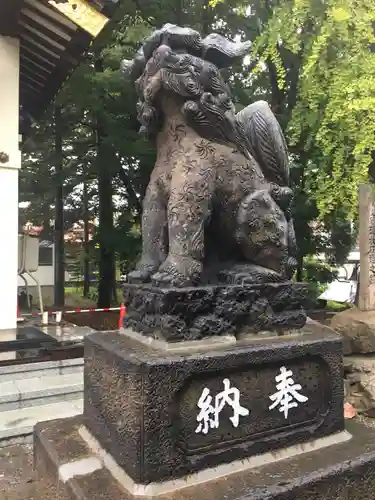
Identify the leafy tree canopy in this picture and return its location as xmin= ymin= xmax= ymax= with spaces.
xmin=210 ymin=0 xmax=375 ymax=219
xmin=21 ymin=0 xmax=373 ymax=302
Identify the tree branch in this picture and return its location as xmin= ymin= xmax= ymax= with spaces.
xmin=266 ymin=58 xmax=285 ymax=116
xmin=74 ymin=121 xmax=98 ymax=130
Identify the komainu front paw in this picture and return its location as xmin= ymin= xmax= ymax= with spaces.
xmin=151 ymin=255 xmax=202 ymax=287
xmin=128 ymin=258 xmax=160 ymax=283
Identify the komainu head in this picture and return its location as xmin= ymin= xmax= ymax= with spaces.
xmin=121 ymin=24 xmax=251 ymax=144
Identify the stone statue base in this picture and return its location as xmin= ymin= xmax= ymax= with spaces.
xmin=82 ymin=325 xmax=343 ymax=482
xmin=123 ymin=282 xmax=309 ymax=342
xmin=32 ymin=417 xmax=375 ymax=499
xmin=32 ymin=322 xmax=375 ymax=499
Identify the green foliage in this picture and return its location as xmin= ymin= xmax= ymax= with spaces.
xmin=21 ymin=0 xmax=372 ymax=303
xmin=302 ymin=257 xmax=338 ymax=306
xmin=21 ymin=18 xmax=154 ymax=272
xmin=247 ymin=0 xmax=375 ymax=219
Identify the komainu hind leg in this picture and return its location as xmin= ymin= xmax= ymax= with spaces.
xmin=235 ymin=189 xmax=289 ymax=279
xmin=217 ymin=263 xmax=285 ymax=285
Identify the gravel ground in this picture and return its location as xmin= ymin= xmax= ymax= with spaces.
xmin=0 ymin=444 xmax=33 ymax=494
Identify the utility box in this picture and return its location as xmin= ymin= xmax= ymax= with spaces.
xmin=18 ymin=234 xmax=39 ymax=273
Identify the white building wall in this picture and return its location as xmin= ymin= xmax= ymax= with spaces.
xmin=0 ymin=35 xmax=21 ymax=331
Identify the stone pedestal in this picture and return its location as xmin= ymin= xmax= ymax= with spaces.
xmin=32 ymin=316 xmax=375 ymax=499
xmin=33 ymin=417 xmax=375 ymax=500
xmin=83 ymin=327 xmax=343 ymax=484
xmin=30 ymin=417 xmax=375 ymax=500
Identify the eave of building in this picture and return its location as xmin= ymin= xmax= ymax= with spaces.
xmin=0 ymin=0 xmax=121 ymax=135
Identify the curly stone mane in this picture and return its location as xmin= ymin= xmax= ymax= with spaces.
xmin=121 ymin=24 xmax=254 ymax=157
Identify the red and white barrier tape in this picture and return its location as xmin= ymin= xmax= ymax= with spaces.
xmin=19 ymin=304 xmax=127 ymax=327
xmin=20 ymin=306 xmax=122 ymax=318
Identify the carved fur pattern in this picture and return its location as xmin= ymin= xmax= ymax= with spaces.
xmin=121 ymin=24 xmax=298 ymax=287
xmin=236 ymin=102 xmax=289 ymax=186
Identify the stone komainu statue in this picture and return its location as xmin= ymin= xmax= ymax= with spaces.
xmin=122 ymin=24 xmax=298 ymax=287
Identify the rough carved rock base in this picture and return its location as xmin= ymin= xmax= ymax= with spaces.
xmin=123 ymin=282 xmax=309 ymax=341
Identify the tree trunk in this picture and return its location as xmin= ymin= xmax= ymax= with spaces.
xmin=95 ymin=58 xmax=115 ymax=308
xmin=83 ymin=180 xmax=90 ymax=298
xmin=201 ymin=0 xmax=211 ymax=36
xmin=112 ymin=259 xmax=118 ymax=304
xmin=296 ymin=255 xmax=304 ymax=282
xmin=266 ymin=58 xmax=285 ymax=120
xmin=53 ymin=104 xmax=65 ymax=307
xmin=97 ymin=146 xmax=115 ymax=307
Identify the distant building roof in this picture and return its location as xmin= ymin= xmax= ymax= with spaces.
xmin=0 ymin=0 xmax=122 ymax=135
xmin=23 ymin=221 xmax=95 ymax=241
xmin=23 ymin=222 xmax=44 ymax=235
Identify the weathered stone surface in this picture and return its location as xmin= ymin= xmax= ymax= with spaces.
xmin=34 ymin=416 xmax=375 ymax=500
xmin=344 ymin=356 xmax=375 ymax=413
xmin=331 ymin=308 xmax=375 ymax=355
xmin=34 ymin=416 xmax=123 ymax=500
xmin=123 ymin=282 xmax=309 ymax=341
xmin=32 ymin=418 xmax=79 ymax=500
xmin=122 ymin=25 xmax=297 ymax=288
xmin=84 ymin=328 xmax=343 ymax=484
xmin=358 ymin=184 xmax=375 ymax=311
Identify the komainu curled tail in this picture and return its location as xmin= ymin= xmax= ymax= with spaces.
xmin=236 ymin=101 xmax=289 ymax=186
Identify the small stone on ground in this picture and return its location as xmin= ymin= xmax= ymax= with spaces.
xmin=344 ymin=402 xmax=357 ymax=419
